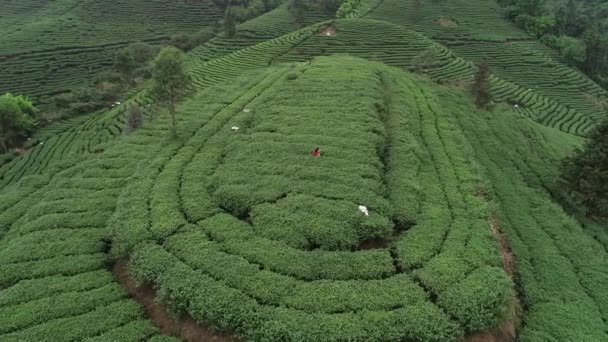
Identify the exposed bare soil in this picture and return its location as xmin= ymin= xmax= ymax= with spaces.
xmin=319 ymin=25 xmax=337 ymax=37
xmin=463 ymin=216 xmax=521 ymax=342
xmin=112 ymin=259 xmax=237 ymax=342
xmin=435 ymin=17 xmax=459 ymax=28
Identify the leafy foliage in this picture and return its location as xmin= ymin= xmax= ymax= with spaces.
xmin=499 ymin=0 xmax=608 ymax=87
xmin=336 ymin=0 xmax=362 ymax=18
xmin=126 ymin=105 xmax=144 ymax=133
xmin=114 ymin=42 xmax=159 ymax=82
xmin=288 ymin=0 xmax=309 ymax=23
xmin=562 ymin=119 xmax=608 ymax=218
xmin=168 ymin=29 xmax=215 ymax=52
xmin=1 ymin=0 xmax=608 ymax=340
xmin=223 ymin=7 xmax=238 ymax=39
xmin=151 ymin=46 xmax=191 ymax=134
xmin=0 ymin=93 xmax=36 ymax=152
xmin=472 ymin=60 xmax=492 ymax=109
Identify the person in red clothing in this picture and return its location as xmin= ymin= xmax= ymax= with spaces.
xmin=312 ymin=147 xmax=321 ymax=157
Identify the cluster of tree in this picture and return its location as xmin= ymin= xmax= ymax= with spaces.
xmin=213 ymin=0 xmax=281 ymax=13
xmin=0 ymin=93 xmax=36 ymax=153
xmin=3 ymin=31 xmax=205 ymax=157
xmin=288 ymin=0 xmax=310 ymax=24
xmin=498 ymin=0 xmax=608 ymax=87
xmin=214 ymin=0 xmax=283 ymax=37
xmin=51 ymin=42 xmax=160 ymax=119
xmin=167 ymin=28 xmax=215 ymax=52
xmin=335 ymin=0 xmax=361 ymax=18
xmin=290 ymin=0 xmax=340 ymax=24
xmin=51 ymin=29 xmax=217 ymax=121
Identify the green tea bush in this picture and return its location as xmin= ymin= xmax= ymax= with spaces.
xmin=438 ymin=266 xmax=512 ymax=332
xmin=110 ymin=57 xmax=514 ymax=341
xmin=1 ymin=1 xmax=608 ymax=341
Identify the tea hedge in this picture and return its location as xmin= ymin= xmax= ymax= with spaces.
xmin=433 ymin=82 xmax=608 ymax=340
xmin=0 ymin=0 xmax=222 ymax=106
xmin=0 ymin=1 xmax=607 ymax=336
xmin=108 ymin=57 xmax=513 ymax=340
xmin=366 ymin=0 xmax=608 ymax=134
xmin=0 ymin=99 xmax=176 ymax=339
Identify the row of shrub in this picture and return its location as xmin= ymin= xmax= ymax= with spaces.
xmin=0 ymin=113 xmax=172 ymax=339
xmin=130 ymin=243 xmax=463 ymax=341
xmin=207 ymin=60 xmax=394 ymax=251
xmin=437 ymin=83 xmax=608 ymax=340
xmin=114 ymin=57 xmax=514 ymax=340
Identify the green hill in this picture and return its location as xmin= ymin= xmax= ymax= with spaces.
xmin=1 ymin=0 xmax=607 ymax=341
xmin=0 ymin=0 xmax=221 ymax=111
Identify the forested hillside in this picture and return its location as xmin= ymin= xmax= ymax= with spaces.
xmin=498 ymin=0 xmax=608 ymax=87
xmin=0 ymin=0 xmax=607 ymax=341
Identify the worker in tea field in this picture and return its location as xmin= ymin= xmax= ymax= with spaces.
xmin=312 ymin=147 xmax=321 ymax=157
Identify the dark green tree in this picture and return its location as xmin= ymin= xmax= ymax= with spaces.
xmin=408 ymin=0 xmax=423 ymax=23
xmin=223 ymin=6 xmax=237 ymax=38
xmin=556 ymin=0 xmax=584 ymax=36
xmin=472 ymin=60 xmax=492 ymax=109
xmin=0 ymin=93 xmax=36 ymax=152
xmin=555 ymin=35 xmax=587 ymax=66
xmin=114 ymin=42 xmax=158 ymax=81
xmin=114 ymin=49 xmax=138 ymax=78
xmin=126 ymin=105 xmax=144 ymax=133
xmin=320 ymin=0 xmax=339 ymax=15
xmin=562 ymin=119 xmax=608 ymax=218
xmin=516 ymin=0 xmax=545 ymax=17
xmin=582 ymin=25 xmax=608 ymax=77
xmin=151 ymin=46 xmax=191 ymax=135
xmin=128 ymin=42 xmax=159 ymax=64
xmin=288 ymin=0 xmax=308 ymax=24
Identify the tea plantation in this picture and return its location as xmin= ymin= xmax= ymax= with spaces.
xmin=0 ymin=0 xmax=222 ymax=110
xmin=1 ymin=0 xmax=607 ymax=341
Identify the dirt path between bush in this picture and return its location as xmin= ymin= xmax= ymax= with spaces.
xmin=112 ymin=259 xmax=237 ymax=342
xmin=463 ymin=217 xmax=521 ymax=342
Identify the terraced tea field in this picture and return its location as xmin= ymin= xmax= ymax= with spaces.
xmin=0 ymin=0 xmax=222 ymax=107
xmin=367 ymin=0 xmax=608 ymax=134
xmin=1 ymin=0 xmax=608 ymax=340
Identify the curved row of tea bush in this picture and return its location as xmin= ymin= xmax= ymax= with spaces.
xmin=366 ymin=0 xmax=608 ymax=133
xmin=191 ymin=3 xmax=333 ymax=63
xmin=433 ymin=83 xmax=608 ymax=340
xmin=0 ymin=0 xmax=222 ymax=109
xmin=0 ymin=95 xmax=158 ymax=189
xmin=0 ymin=124 xmax=177 ymax=340
xmin=110 ymin=57 xmax=512 ymax=340
xmin=273 ymin=18 xmax=597 ymax=135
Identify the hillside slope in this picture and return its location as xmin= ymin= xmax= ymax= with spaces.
xmin=1 ymin=56 xmax=607 ymax=341
xmin=1 ymin=0 xmax=608 ymax=340
xmin=366 ymin=0 xmax=608 ymax=132
xmin=3 ymin=0 xmax=606 ymax=188
xmin=0 ymin=0 xmax=221 ymax=109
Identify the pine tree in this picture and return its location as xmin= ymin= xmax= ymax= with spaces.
xmin=472 ymin=59 xmax=492 ymax=109
xmin=561 ymin=120 xmax=608 ymax=218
